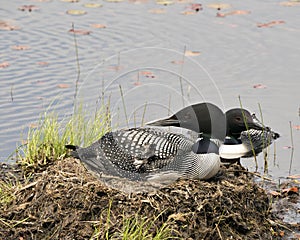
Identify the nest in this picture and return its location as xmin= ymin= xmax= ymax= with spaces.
xmin=0 ymin=158 xmax=287 ymax=239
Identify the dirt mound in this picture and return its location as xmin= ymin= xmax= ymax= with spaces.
xmin=0 ymin=158 xmax=288 ymax=239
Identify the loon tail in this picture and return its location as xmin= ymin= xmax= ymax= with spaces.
xmin=65 ymin=144 xmax=80 ymax=159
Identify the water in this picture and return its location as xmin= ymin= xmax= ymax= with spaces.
xmin=1 ymin=0 xmax=299 ymax=183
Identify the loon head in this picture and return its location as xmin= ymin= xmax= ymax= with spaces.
xmin=146 ymin=102 xmax=226 ymax=140
xmin=225 ymin=108 xmax=264 ymax=139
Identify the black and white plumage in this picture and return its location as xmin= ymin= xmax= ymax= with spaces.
xmin=66 ymin=128 xmax=220 ymax=192
xmin=219 ymin=109 xmax=280 ymax=159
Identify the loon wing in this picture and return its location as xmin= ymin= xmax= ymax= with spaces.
xmin=73 ymin=128 xmax=194 ymax=177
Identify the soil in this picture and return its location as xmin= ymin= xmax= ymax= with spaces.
xmin=0 ymin=158 xmax=298 ymax=239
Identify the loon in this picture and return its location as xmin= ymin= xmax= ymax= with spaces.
xmin=66 ymin=127 xmax=220 ymax=193
xmin=146 ymin=102 xmax=226 ymax=140
xmin=147 ymin=103 xmax=280 ymax=159
xmin=220 ymin=109 xmax=280 ymax=159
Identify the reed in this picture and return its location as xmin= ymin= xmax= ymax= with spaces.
xmin=238 ymin=96 xmax=258 ymax=169
xmin=17 ymin=103 xmax=111 ymax=169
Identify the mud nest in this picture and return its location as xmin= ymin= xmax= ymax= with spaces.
xmin=0 ymin=158 xmax=287 ymax=239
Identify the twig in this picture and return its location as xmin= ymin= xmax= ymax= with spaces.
xmin=119 ymin=85 xmax=129 ymax=128
xmin=238 ymin=96 xmax=258 ymax=168
xmin=258 ymin=103 xmax=269 ymax=174
xmin=226 ymin=169 xmax=273 ymax=181
xmin=141 ymin=102 xmax=147 ymax=127
xmin=10 ymin=83 xmax=14 ymax=102
xmin=215 ymin=223 xmax=223 ymax=240
xmin=288 ymin=121 xmax=294 ymax=174
xmin=179 ymin=46 xmax=186 ymax=107
xmin=72 ymin=23 xmax=81 ymax=107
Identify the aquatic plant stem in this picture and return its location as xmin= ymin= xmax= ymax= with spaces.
xmin=10 ymin=83 xmax=14 ymax=102
xmin=179 ymin=46 xmax=186 ymax=107
xmin=141 ymin=102 xmax=147 ymax=127
xmin=72 ymin=23 xmax=81 ymax=108
xmin=119 ymin=85 xmax=129 ymax=128
xmin=258 ymin=103 xmax=268 ymax=174
xmin=238 ymin=96 xmax=257 ymax=168
xmin=288 ymin=121 xmax=294 ymax=174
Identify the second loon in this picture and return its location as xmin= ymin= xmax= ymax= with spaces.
xmin=147 ymin=103 xmax=280 ymax=159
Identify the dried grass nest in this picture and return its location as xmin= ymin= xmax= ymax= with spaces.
xmin=0 ymin=158 xmax=289 ymax=239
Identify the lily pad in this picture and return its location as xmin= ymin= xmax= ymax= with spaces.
xmin=61 ymin=0 xmax=80 ymax=2
xmin=206 ymin=3 xmax=231 ymax=9
xmin=83 ymin=3 xmax=103 ymax=8
xmin=148 ymin=8 xmax=166 ymax=14
xmin=279 ymin=1 xmax=300 ymax=6
xmin=156 ymin=0 xmax=174 ymax=5
xmin=90 ymin=24 xmax=107 ymax=28
xmin=105 ymin=0 xmax=124 ymax=3
xmin=185 ymin=50 xmax=201 ymax=56
xmin=11 ymin=45 xmax=30 ymax=50
xmin=66 ymin=9 xmax=87 ymax=15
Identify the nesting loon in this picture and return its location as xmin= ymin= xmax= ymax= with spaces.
xmin=66 ymin=127 xmax=220 ymax=192
xmin=147 ymin=104 xmax=280 ymax=159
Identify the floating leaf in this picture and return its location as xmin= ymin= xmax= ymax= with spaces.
xmin=18 ymin=5 xmax=39 ymax=12
xmin=293 ymin=125 xmax=300 ymax=130
xmin=287 ymin=174 xmax=300 ymax=179
xmin=217 ymin=10 xmax=251 ymax=17
xmin=156 ymin=0 xmax=174 ymax=5
xmin=83 ymin=3 xmax=103 ymax=8
xmin=108 ymin=65 xmax=123 ymax=71
xmin=37 ymin=61 xmax=49 ymax=66
xmin=253 ymin=84 xmax=267 ymax=89
xmin=0 ymin=21 xmax=20 ymax=31
xmin=66 ymin=9 xmax=87 ymax=15
xmin=57 ymin=84 xmax=70 ymax=89
xmin=11 ymin=45 xmax=30 ymax=50
xmin=105 ymin=0 xmax=124 ymax=2
xmin=140 ymin=71 xmax=156 ymax=78
xmin=0 ymin=62 xmax=9 ymax=68
xmin=134 ymin=81 xmax=142 ymax=86
xmin=181 ymin=10 xmax=196 ymax=15
xmin=207 ymin=3 xmax=231 ymax=9
xmin=190 ymin=3 xmax=202 ymax=11
xmin=176 ymin=0 xmax=194 ymax=3
xmin=90 ymin=23 xmax=106 ymax=28
xmin=283 ymin=146 xmax=293 ymax=149
xmin=185 ymin=50 xmax=201 ymax=56
xmin=148 ymin=8 xmax=166 ymax=14
xmin=68 ymin=29 xmax=91 ymax=35
xmin=61 ymin=0 xmax=80 ymax=2
xmin=279 ymin=1 xmax=300 ymax=6
xmin=257 ymin=20 xmax=285 ymax=28
xmin=171 ymin=60 xmax=184 ymax=64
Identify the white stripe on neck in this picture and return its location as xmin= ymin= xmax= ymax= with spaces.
xmin=219 ymin=144 xmax=249 ymax=159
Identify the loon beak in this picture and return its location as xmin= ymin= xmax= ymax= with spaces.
xmin=246 ymin=121 xmax=265 ymax=131
xmin=146 ymin=116 xmax=180 ymax=127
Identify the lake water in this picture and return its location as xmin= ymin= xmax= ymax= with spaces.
xmin=1 ymin=0 xmax=299 ymax=183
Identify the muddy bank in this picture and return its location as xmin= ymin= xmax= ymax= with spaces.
xmin=0 ymin=158 xmax=295 ymax=239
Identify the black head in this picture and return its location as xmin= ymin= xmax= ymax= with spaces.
xmin=192 ymin=138 xmax=219 ymax=154
xmin=225 ymin=108 xmax=263 ymax=138
xmin=147 ymin=102 xmax=226 ymax=140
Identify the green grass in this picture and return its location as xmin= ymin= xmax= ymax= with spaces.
xmin=0 ymin=180 xmax=16 ymax=207
xmin=17 ymin=103 xmax=111 ymax=169
xmin=90 ymin=203 xmax=173 ymax=240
